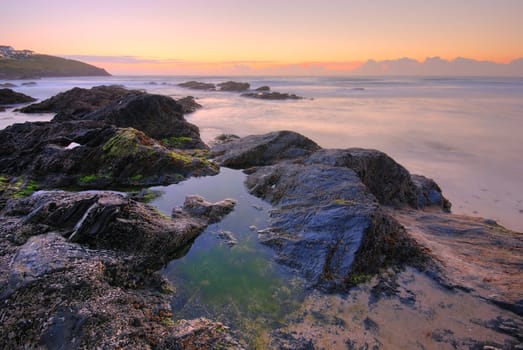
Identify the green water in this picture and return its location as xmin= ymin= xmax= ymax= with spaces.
xmin=150 ymin=168 xmax=305 ymax=347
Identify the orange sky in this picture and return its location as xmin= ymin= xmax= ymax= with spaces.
xmin=1 ymin=0 xmax=522 ymax=75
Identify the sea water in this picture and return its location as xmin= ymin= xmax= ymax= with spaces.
xmin=2 ymin=75 xmax=522 ymax=231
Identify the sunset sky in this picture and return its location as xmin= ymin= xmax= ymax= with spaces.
xmin=2 ymin=0 xmax=522 ymax=75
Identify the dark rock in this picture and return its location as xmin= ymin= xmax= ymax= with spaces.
xmin=0 ymin=190 xmax=241 ymax=349
xmin=255 ymin=85 xmax=271 ymax=92
xmin=19 ymin=85 xmax=144 ymax=120
xmin=411 ymin=174 xmax=451 ymax=211
xmin=0 ymin=88 xmax=36 ymax=105
xmin=306 ymin=148 xmax=422 ymax=207
xmin=176 ymin=95 xmax=202 ymax=114
xmin=0 ymin=82 xmax=17 ymax=88
xmin=0 ymin=121 xmax=217 ymax=189
xmin=208 ymin=133 xmax=241 ymax=147
xmin=21 ymin=81 xmax=37 ymax=86
xmin=241 ymin=91 xmax=304 ymax=100
xmin=0 ymin=106 xmax=5 ymax=112
xmin=211 ymin=130 xmax=321 ymax=168
xmin=217 ymin=81 xmax=250 ymax=92
xmin=246 ymin=162 xmax=423 ymax=290
xmin=178 ymin=81 xmax=216 ymax=90
xmin=83 ymin=93 xmax=207 ymax=149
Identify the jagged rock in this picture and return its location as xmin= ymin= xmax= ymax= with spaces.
xmin=241 ymin=91 xmax=304 ymax=100
xmin=82 ymin=93 xmax=207 ymax=149
xmin=176 ymin=95 xmax=202 ymax=114
xmin=178 ymin=81 xmax=216 ymax=90
xmin=0 ymin=190 xmax=240 ymax=349
xmin=211 ymin=130 xmax=321 ymax=168
xmin=246 ymin=162 xmax=423 ymax=290
xmin=0 ymin=88 xmax=36 ymax=105
xmin=255 ymin=86 xmax=271 ymax=92
xmin=216 ymin=230 xmax=238 ymax=247
xmin=19 ymin=85 xmax=143 ymax=120
xmin=21 ymin=81 xmax=37 ymax=86
xmin=217 ymin=81 xmax=250 ymax=92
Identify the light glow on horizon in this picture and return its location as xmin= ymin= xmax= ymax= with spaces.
xmin=1 ymin=0 xmax=522 ymax=75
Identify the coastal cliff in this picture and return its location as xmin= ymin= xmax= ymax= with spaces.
xmin=0 ymin=46 xmax=110 ymax=79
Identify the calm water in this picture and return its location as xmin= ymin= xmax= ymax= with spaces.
xmin=2 ymin=75 xmax=522 ymax=231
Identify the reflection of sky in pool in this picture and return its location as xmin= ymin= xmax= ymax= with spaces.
xmin=150 ymin=168 xmax=305 ymax=347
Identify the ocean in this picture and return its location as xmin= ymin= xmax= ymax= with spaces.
xmin=1 ymin=75 xmax=522 ymax=232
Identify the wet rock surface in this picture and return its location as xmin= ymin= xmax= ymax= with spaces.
xmin=0 ymin=88 xmax=36 ymax=106
xmin=0 ymin=190 xmax=242 ymax=349
xmin=217 ymin=81 xmax=250 ymax=92
xmin=178 ymin=81 xmax=216 ymax=90
xmin=176 ymin=95 xmax=202 ymax=114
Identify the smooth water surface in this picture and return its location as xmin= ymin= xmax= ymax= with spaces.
xmin=150 ymin=168 xmax=305 ymax=347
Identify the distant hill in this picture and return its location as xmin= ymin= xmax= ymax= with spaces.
xmin=0 ymin=45 xmax=110 ymax=79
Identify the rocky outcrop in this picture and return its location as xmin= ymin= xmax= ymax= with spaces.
xmin=241 ymin=91 xmax=304 ymax=100
xmin=255 ymin=86 xmax=271 ymax=92
xmin=0 ymin=82 xmax=17 ymax=88
xmin=217 ymin=81 xmax=250 ymax=92
xmin=246 ymin=162 xmax=424 ymax=290
xmin=178 ymin=81 xmax=216 ymax=90
xmin=211 ymin=130 xmax=321 ymax=168
xmin=174 ymin=195 xmax=236 ymax=225
xmin=0 ymin=88 xmax=36 ymax=105
xmin=0 ymin=190 xmax=241 ymax=349
xmin=19 ymin=85 xmax=144 ymax=120
xmin=0 ymin=123 xmax=217 ymax=189
xmin=176 ymin=95 xmax=202 ymax=114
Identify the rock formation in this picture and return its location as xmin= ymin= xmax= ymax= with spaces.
xmin=0 ymin=88 xmax=36 ymax=106
xmin=0 ymin=190 xmax=242 ymax=348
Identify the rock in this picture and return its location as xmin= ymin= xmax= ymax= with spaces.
xmin=0 ymin=82 xmax=17 ymax=87
xmin=0 ymin=106 xmax=5 ymax=112
xmin=391 ymin=208 xmax=523 ymax=316
xmin=178 ymin=81 xmax=216 ymax=90
xmin=0 ymin=88 xmax=36 ymax=105
xmin=246 ymin=162 xmax=423 ymax=290
xmin=411 ymin=174 xmax=451 ymax=211
xmin=217 ymin=81 xmax=250 ymax=92
xmin=241 ymin=91 xmax=304 ymax=100
xmin=306 ymin=148 xmax=423 ymax=207
xmin=216 ymin=230 xmax=238 ymax=247
xmin=211 ymin=130 xmax=321 ymax=168
xmin=208 ymin=133 xmax=241 ymax=147
xmin=174 ymin=195 xmax=236 ymax=224
xmin=83 ymin=93 xmax=207 ymax=149
xmin=0 ymin=190 xmax=240 ymax=348
xmin=255 ymin=86 xmax=271 ymax=92
xmin=21 ymin=81 xmax=37 ymax=86
xmin=176 ymin=95 xmax=202 ymax=114
xmin=19 ymin=85 xmax=144 ymax=120
xmin=0 ymin=122 xmax=218 ymax=189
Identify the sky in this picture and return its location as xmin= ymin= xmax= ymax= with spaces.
xmin=1 ymin=0 xmax=523 ymax=75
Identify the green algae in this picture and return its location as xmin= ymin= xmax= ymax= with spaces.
xmin=162 ymin=136 xmax=193 ymax=148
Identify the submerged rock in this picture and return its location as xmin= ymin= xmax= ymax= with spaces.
xmin=178 ymin=81 xmax=216 ymax=90
xmin=217 ymin=81 xmax=250 ymax=92
xmin=176 ymin=95 xmax=202 ymax=114
xmin=19 ymin=85 xmax=144 ymax=120
xmin=211 ymin=130 xmax=321 ymax=168
xmin=241 ymin=91 xmax=305 ymax=100
xmin=174 ymin=195 xmax=236 ymax=224
xmin=0 ymin=88 xmax=36 ymax=105
xmin=0 ymin=190 xmax=242 ymax=348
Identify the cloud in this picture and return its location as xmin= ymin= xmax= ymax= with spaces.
xmin=353 ymin=57 xmax=523 ymax=76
